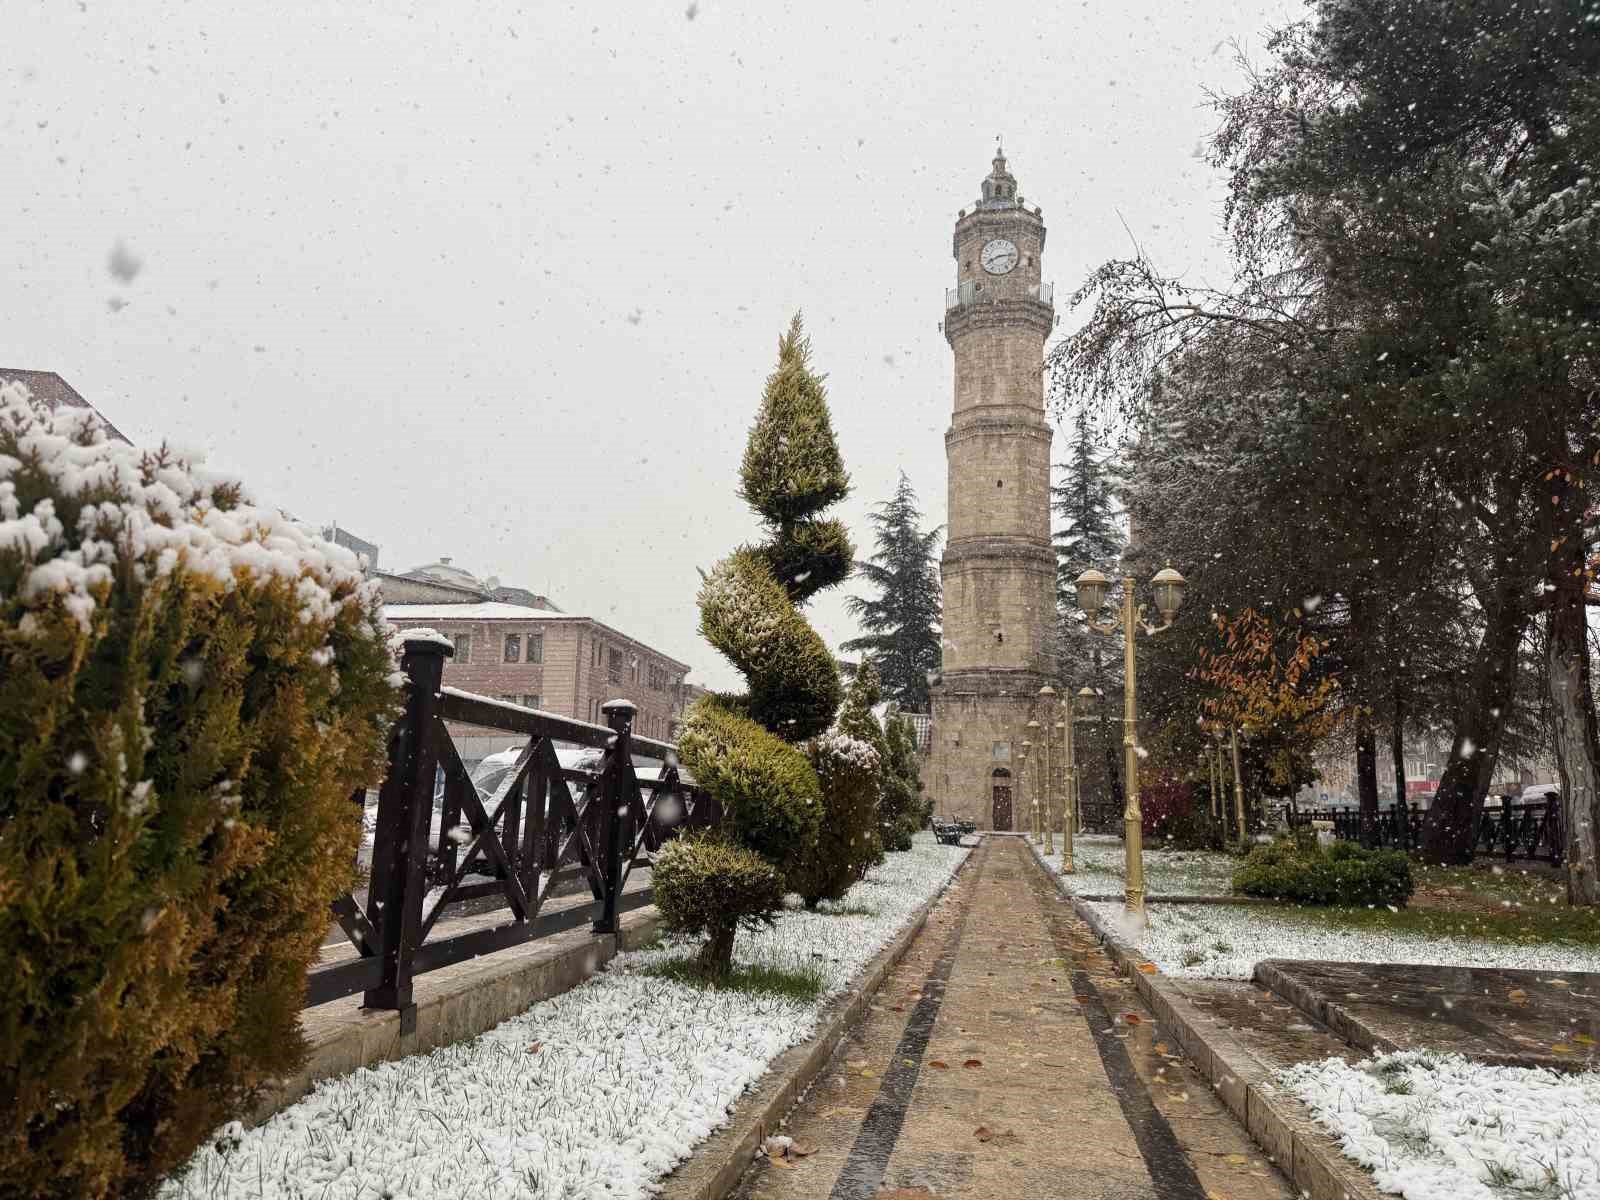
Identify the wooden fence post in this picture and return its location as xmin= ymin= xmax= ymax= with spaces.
xmin=1503 ymin=793 xmax=1516 ymax=863
xmin=594 ymin=699 xmax=636 ymax=935
xmin=363 ymin=634 xmax=451 ymax=1026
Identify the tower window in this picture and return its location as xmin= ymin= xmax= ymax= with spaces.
xmin=997 ymin=479 xmax=1004 ymax=488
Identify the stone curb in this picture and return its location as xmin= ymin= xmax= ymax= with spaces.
xmin=1025 ymin=842 xmax=1385 ymax=1200
xmin=658 ymin=844 xmax=979 ymax=1200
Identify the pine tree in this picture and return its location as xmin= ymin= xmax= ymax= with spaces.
xmin=1051 ymin=408 xmax=1123 ymax=609
xmin=842 ymin=473 xmax=942 ymax=709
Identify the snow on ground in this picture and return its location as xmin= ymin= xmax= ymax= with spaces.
xmin=1099 ymin=900 xmax=1600 ymax=981
xmin=160 ymin=834 xmax=969 ymax=1200
xmin=1279 ymin=1052 xmax=1600 ymax=1200
xmin=1036 ymin=834 xmax=1237 ymax=897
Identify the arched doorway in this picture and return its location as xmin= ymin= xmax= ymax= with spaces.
xmin=991 ymin=767 xmax=1013 ymax=831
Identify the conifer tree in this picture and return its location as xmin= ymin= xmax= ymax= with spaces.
xmin=881 ymin=712 xmax=930 ymax=849
xmin=1052 ymin=408 xmax=1123 ymax=609
xmin=842 ymin=473 xmax=942 ymax=709
xmin=793 ymin=662 xmax=885 ymax=905
xmin=655 ymin=315 xmax=857 ymax=977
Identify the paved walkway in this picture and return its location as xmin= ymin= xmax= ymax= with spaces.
xmin=735 ymin=836 xmax=1295 ymax=1200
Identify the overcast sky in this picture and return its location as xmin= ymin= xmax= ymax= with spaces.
xmin=5 ymin=0 xmax=1292 ymax=691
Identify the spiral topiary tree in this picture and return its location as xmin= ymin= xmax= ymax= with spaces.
xmin=655 ymin=314 xmax=854 ymax=978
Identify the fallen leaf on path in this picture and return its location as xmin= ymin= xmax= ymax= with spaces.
xmin=861 ymin=1068 xmax=878 ymax=1078
xmin=1551 ymin=1044 xmax=1574 ymax=1054
xmin=1509 ymin=989 xmax=1529 ymax=1006
xmin=527 ymin=1042 xmax=542 ymax=1054
xmin=929 ymin=1060 xmax=949 ymax=1069
xmin=766 ymin=1154 xmax=795 ymax=1169
xmin=1574 ymin=1034 xmax=1595 ymax=1045
xmin=1225 ymin=1154 xmax=1250 ymax=1166
xmin=963 ymin=1058 xmax=984 ymax=1068
xmin=1550 ymin=980 xmax=1572 ymax=988
xmin=1138 ymin=963 xmax=1158 ymax=974
xmin=975 ymin=1125 xmax=994 ymax=1142
xmin=1123 ymin=1013 xmax=1142 ymax=1024
xmin=1154 ymin=1042 xmax=1169 ymax=1054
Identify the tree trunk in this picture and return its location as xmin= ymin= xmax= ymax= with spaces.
xmin=697 ymin=923 xmax=737 ymax=979
xmin=1355 ymin=713 xmax=1380 ymax=850
xmin=1418 ymin=571 xmax=1527 ymax=864
xmin=1094 ymin=647 xmax=1124 ymax=823
xmin=1544 ymin=463 xmax=1600 ymax=904
xmin=1390 ymin=690 xmax=1407 ymax=832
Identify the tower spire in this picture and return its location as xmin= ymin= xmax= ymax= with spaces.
xmin=982 ymin=143 xmax=1018 ymax=205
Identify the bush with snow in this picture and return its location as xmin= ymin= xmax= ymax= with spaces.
xmin=1233 ymin=835 xmax=1414 ymax=907
xmin=0 ymin=383 xmax=399 ymax=1199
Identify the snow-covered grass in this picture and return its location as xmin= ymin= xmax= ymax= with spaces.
xmin=1100 ymin=900 xmax=1600 ymax=980
xmin=1037 ymin=833 xmax=1237 ymax=897
xmin=1280 ymin=1052 xmax=1600 ymax=1200
xmin=159 ymin=833 xmax=969 ymax=1200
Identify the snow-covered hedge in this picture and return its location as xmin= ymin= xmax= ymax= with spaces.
xmin=0 ymin=383 xmax=399 ymax=1199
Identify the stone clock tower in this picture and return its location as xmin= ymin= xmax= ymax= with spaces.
xmin=927 ymin=149 xmax=1056 ymax=831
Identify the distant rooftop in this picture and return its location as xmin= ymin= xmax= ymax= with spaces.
xmin=0 ymin=368 xmax=131 ymax=445
xmin=385 ymin=601 xmax=572 ymax=621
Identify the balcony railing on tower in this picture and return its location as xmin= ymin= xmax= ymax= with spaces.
xmin=945 ymin=280 xmax=1054 ymax=310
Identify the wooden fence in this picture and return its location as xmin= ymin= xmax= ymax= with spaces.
xmin=1289 ymin=794 xmax=1563 ymax=866
xmin=308 ymin=634 xmax=717 ymax=1025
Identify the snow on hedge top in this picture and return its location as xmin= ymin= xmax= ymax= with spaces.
xmin=0 ymin=382 xmax=379 ymax=631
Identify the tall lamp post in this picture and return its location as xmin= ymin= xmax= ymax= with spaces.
xmin=1026 ymin=720 xmax=1045 ymax=847
xmin=1019 ymin=740 xmax=1031 ymax=838
xmin=1040 ymin=685 xmax=1072 ymax=871
xmin=1074 ymin=561 xmax=1188 ymax=925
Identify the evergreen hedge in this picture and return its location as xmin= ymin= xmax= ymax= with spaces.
xmin=0 ymin=384 xmax=399 ymax=1199
xmin=1232 ymin=837 xmax=1414 ymax=907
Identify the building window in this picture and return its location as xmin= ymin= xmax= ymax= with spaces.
xmin=503 ymin=633 xmax=520 ymax=663
xmin=452 ymin=632 xmax=472 ymax=664
xmin=499 ymin=694 xmax=519 ymax=705
xmin=526 ymin=633 xmax=543 ymax=663
xmin=608 ymin=647 xmax=623 ymax=684
xmin=522 ymin=694 xmax=541 ymax=710
xmin=991 ymin=741 xmax=1011 ymax=763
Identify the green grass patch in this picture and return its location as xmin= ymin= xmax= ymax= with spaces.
xmin=641 ymin=956 xmax=826 ymax=1002
xmin=820 ymin=903 xmax=877 ymax=918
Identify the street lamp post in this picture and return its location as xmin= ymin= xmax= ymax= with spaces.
xmin=1040 ymin=684 xmax=1073 ymax=871
xmin=1074 ymin=561 xmax=1187 ymax=926
xmin=1019 ymin=740 xmax=1031 ymax=838
xmin=1027 ymin=718 xmax=1047 ymax=850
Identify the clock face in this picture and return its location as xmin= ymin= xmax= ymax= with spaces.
xmin=980 ymin=238 xmax=1019 ymax=275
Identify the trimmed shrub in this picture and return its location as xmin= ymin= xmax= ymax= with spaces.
xmin=0 ymin=384 xmax=399 ymax=1199
xmin=676 ymin=700 xmax=821 ymax=865
xmin=792 ymin=732 xmax=878 ymax=906
xmin=652 ymin=834 xmax=787 ymax=978
xmin=672 ymin=315 xmax=854 ymax=977
xmin=1232 ymin=837 xmax=1414 ymax=907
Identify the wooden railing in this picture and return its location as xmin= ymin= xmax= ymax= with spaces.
xmin=308 ymin=634 xmax=716 ymax=1024
xmin=1288 ymin=794 xmax=1563 ymax=866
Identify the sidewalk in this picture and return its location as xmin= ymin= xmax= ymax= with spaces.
xmin=733 ymin=836 xmax=1295 ymax=1200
